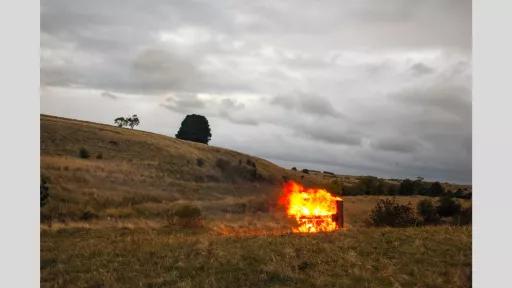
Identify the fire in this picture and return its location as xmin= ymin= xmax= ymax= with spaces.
xmin=279 ymin=181 xmax=342 ymax=233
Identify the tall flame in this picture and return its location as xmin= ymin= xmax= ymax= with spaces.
xmin=279 ymin=181 xmax=341 ymax=233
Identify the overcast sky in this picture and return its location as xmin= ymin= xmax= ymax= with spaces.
xmin=41 ymin=0 xmax=472 ymax=184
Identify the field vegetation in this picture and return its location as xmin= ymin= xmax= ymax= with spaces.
xmin=40 ymin=115 xmax=471 ymax=287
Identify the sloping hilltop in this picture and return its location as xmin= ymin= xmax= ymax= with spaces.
xmin=40 ymin=115 xmax=471 ymax=288
xmin=40 ymin=114 xmax=334 ymax=223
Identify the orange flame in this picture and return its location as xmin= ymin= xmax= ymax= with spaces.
xmin=279 ymin=181 xmax=342 ymax=233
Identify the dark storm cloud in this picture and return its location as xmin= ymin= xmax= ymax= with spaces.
xmin=41 ymin=0 xmax=472 ymax=183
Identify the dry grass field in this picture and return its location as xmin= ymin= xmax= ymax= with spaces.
xmin=40 ymin=115 xmax=472 ymax=287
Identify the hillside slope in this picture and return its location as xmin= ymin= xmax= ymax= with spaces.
xmin=40 ymin=114 xmax=330 ymax=221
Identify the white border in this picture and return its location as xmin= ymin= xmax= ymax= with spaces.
xmin=474 ymin=0 xmax=512 ymax=287
xmin=0 ymin=0 xmax=40 ymax=287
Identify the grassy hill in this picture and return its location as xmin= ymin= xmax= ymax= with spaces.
xmin=41 ymin=114 xmax=332 ymax=221
xmin=40 ymin=115 xmax=472 ymax=287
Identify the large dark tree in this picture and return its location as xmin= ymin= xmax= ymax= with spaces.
xmin=175 ymin=114 xmax=212 ymax=144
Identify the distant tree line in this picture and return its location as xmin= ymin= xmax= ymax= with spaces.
xmin=339 ymin=176 xmax=471 ymax=199
xmin=369 ymin=196 xmax=471 ymax=227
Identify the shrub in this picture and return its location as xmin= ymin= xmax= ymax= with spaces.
xmin=216 ymin=158 xmax=264 ymax=182
xmin=428 ymin=182 xmax=445 ymax=197
xmin=79 ymin=147 xmax=90 ymax=159
xmin=80 ymin=210 xmax=98 ymax=221
xmin=40 ymin=176 xmax=49 ymax=208
xmin=437 ymin=195 xmax=461 ymax=217
xmin=96 ymin=152 xmax=103 ymax=159
xmin=246 ymin=159 xmax=256 ymax=168
xmin=302 ymin=169 xmax=309 ymax=174
xmin=172 ymin=205 xmax=202 ymax=227
xmin=196 ymin=158 xmax=205 ymax=167
xmin=369 ymin=198 xmax=417 ymax=227
xmin=416 ymin=199 xmax=440 ymax=224
xmin=215 ymin=158 xmax=231 ymax=171
xmin=291 ymin=167 xmax=297 ymax=171
xmin=454 ymin=206 xmax=472 ymax=225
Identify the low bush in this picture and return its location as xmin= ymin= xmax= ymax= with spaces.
xmin=196 ymin=158 xmax=205 ymax=167
xmin=246 ymin=159 xmax=256 ymax=168
xmin=454 ymin=206 xmax=472 ymax=225
xmin=80 ymin=210 xmax=98 ymax=221
xmin=216 ymin=158 xmax=231 ymax=171
xmin=417 ymin=199 xmax=440 ymax=224
xmin=369 ymin=198 xmax=417 ymax=227
xmin=96 ymin=152 xmax=103 ymax=159
xmin=215 ymin=158 xmax=264 ymax=182
xmin=171 ymin=205 xmax=202 ymax=228
xmin=437 ymin=195 xmax=461 ymax=217
xmin=79 ymin=147 xmax=90 ymax=159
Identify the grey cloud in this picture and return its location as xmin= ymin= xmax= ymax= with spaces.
xmin=410 ymin=62 xmax=434 ymax=75
xmin=41 ymin=0 xmax=472 ymax=183
xmin=161 ymin=93 xmax=205 ymax=113
xmin=296 ymin=124 xmax=362 ymax=146
xmin=131 ymin=49 xmax=203 ymax=93
xmin=101 ymin=91 xmax=119 ymax=100
xmin=218 ymin=110 xmax=258 ymax=126
xmin=372 ymin=138 xmax=420 ymax=153
xmin=392 ymin=84 xmax=471 ymax=121
xmin=271 ymin=93 xmax=342 ymax=118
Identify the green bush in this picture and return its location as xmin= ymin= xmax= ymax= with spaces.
xmin=417 ymin=199 xmax=440 ymax=224
xmin=79 ymin=147 xmax=90 ymax=159
xmin=437 ymin=196 xmax=461 ymax=217
xmin=369 ymin=198 xmax=417 ymax=227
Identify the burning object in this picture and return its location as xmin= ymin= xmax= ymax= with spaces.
xmin=279 ymin=181 xmax=343 ymax=233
